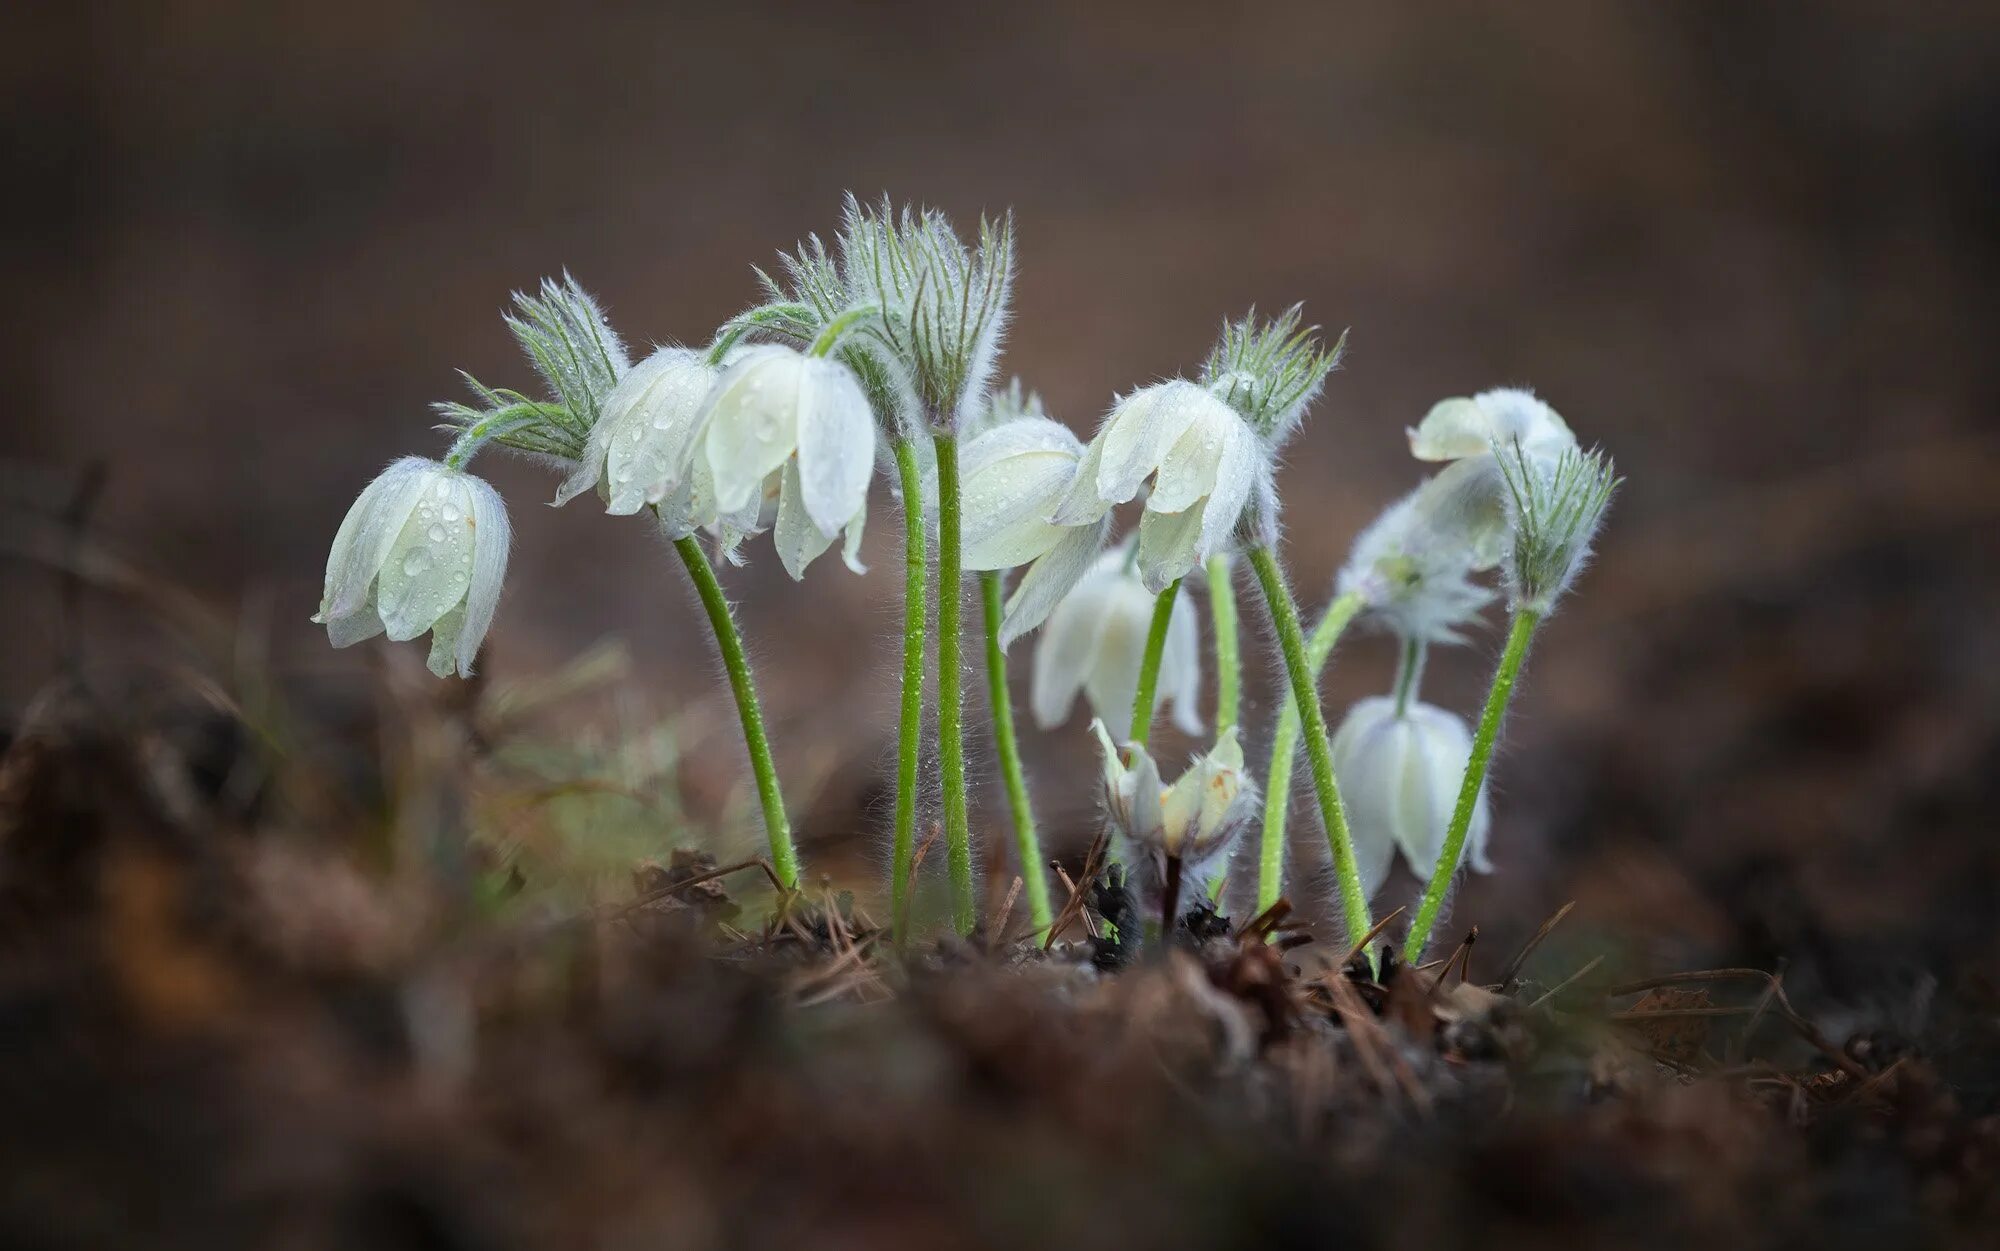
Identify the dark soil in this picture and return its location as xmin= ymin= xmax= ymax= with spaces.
xmin=2 ymin=686 xmax=1994 ymax=1251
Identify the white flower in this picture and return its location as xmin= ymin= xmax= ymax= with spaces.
xmin=1050 ymin=380 xmax=1259 ymax=594
xmin=1406 ymin=388 xmax=1578 ymax=569
xmin=1030 ymin=545 xmax=1201 ymax=736
xmin=314 ymin=457 xmax=511 ymax=678
xmin=1336 ymin=486 xmax=1495 ymax=643
xmin=553 ymin=346 xmax=719 ymax=514
xmin=653 ymin=344 xmax=874 ymax=578
xmin=1328 ymin=696 xmax=1492 ymax=899
xmin=1091 ymin=721 xmax=1257 ymax=907
xmin=958 ymin=415 xmax=1111 ymax=645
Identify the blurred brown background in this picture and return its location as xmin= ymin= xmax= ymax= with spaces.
xmin=4 ymin=3 xmax=1997 ymax=1006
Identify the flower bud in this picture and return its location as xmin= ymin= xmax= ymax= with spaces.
xmin=314 ymin=457 xmax=511 ymax=678
xmin=1030 ymin=545 xmax=1201 ymax=736
xmin=1497 ymin=442 xmax=1618 ymax=615
xmin=1337 ymin=487 xmax=1494 ymax=643
xmin=1328 ymin=696 xmax=1493 ymax=899
xmin=1091 ymin=721 xmax=1257 ymax=906
xmin=1406 ymin=388 xmax=1579 ymax=569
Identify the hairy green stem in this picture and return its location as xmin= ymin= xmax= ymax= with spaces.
xmin=981 ymin=571 xmax=1052 ymax=933
xmin=1392 ymin=636 xmax=1428 ymax=719
xmin=934 ymin=432 xmax=975 ymax=934
xmin=1404 ymin=608 xmax=1540 ymax=962
xmin=1128 ymin=578 xmax=1183 ymax=745
xmin=889 ymin=439 xmax=927 ymax=946
xmin=444 ymin=403 xmax=560 ymax=470
xmin=807 ymin=304 xmax=878 ymax=358
xmin=1206 ymin=554 xmax=1241 ymax=734
xmin=1256 ymin=589 xmax=1366 ymax=918
xmin=672 ymin=535 xmax=798 ymax=891
xmin=1247 ymin=547 xmax=1372 ymax=951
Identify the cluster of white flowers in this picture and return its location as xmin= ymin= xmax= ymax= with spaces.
xmin=311 ymin=195 xmax=1620 ymax=953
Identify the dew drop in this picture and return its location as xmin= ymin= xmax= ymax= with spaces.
xmin=428 ymin=524 xmax=447 ymax=543
xmin=433 ymin=482 xmax=451 ymax=500
xmin=404 ymin=549 xmax=433 ymax=575
xmin=441 ymin=503 xmax=463 ymax=523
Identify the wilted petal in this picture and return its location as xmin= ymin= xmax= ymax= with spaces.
xmin=427 ymin=604 xmax=466 ymax=679
xmin=796 ymin=358 xmax=876 ymax=538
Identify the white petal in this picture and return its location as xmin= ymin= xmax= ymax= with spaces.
xmin=774 ymin=458 xmax=837 ymax=581
xmin=840 ymin=498 xmax=868 ymax=575
xmin=1048 ymin=431 xmax=1115 ymax=527
xmin=1029 ymin=566 xmax=1114 ymax=729
xmin=1160 ymin=581 xmax=1204 ymax=736
xmin=960 ymin=416 xmax=1082 ymax=478
xmin=427 ymin=604 xmax=466 ymax=678
xmin=656 ymin=456 xmax=719 ymax=540
xmin=1147 ymin=404 xmax=1229 ymax=514
xmin=324 ymin=594 xmax=385 ymax=649
xmin=454 ymin=473 xmax=511 ymax=676
xmin=1329 ymin=698 xmax=1402 ymax=899
xmin=1135 ymin=503 xmax=1206 ymax=595
xmin=1407 ymin=397 xmax=1492 ymax=461
xmin=701 ymin=347 xmax=803 ymax=514
xmin=796 ymin=358 xmax=876 ymax=538
xmin=1079 ymin=578 xmax=1155 ymax=735
xmin=553 ymin=415 xmax=615 ymax=509
xmin=1472 ymin=388 xmax=1575 ymax=460
xmin=961 ymin=443 xmax=1080 ymax=568
xmin=376 ymin=471 xmax=478 ymax=642
xmin=319 ymin=458 xmax=429 ymax=623
xmin=1195 ymin=417 xmax=1256 ymax=560
xmin=1000 ymin=517 xmax=1106 ymax=647
xmin=1097 ymin=382 xmax=1212 ymax=503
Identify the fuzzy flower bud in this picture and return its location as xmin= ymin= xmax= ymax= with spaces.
xmin=1031 ymin=545 xmax=1201 ymax=735
xmin=1091 ymin=721 xmax=1257 ymax=908
xmin=1329 ymin=696 xmax=1493 ymax=899
xmin=1497 ymin=441 xmax=1619 ymax=615
xmin=958 ymin=413 xmax=1112 ymax=645
xmin=314 ymin=457 xmax=511 ymax=678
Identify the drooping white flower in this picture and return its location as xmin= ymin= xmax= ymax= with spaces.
xmin=553 ymin=346 xmax=720 ymax=514
xmin=958 ymin=414 xmax=1111 ymax=645
xmin=314 ymin=457 xmax=511 ymax=678
xmin=1406 ymin=388 xmax=1578 ymax=569
xmin=1336 ymin=486 xmax=1495 ymax=644
xmin=1091 ymin=720 xmax=1257 ymax=907
xmin=1030 ymin=545 xmax=1201 ymax=736
xmin=1051 ymin=380 xmax=1258 ymax=595
xmin=1328 ymin=696 xmax=1493 ymax=899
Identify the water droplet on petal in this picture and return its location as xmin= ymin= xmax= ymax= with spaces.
xmin=441 ymin=503 xmax=463 ymax=523
xmin=428 ymin=524 xmax=447 ymax=542
xmin=404 ymin=548 xmax=433 ymax=575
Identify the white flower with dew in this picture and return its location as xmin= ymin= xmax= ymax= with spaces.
xmin=1406 ymin=388 xmax=1578 ymax=569
xmin=688 ymin=344 xmax=875 ymax=578
xmin=1051 ymin=380 xmax=1258 ymax=594
xmin=958 ymin=414 xmax=1112 ymax=645
xmin=1031 ymin=545 xmax=1201 ymax=735
xmin=1328 ymin=696 xmax=1493 ymax=900
xmin=314 ymin=457 xmax=511 ymax=678
xmin=1090 ymin=720 xmax=1257 ymax=903
xmin=553 ymin=346 xmax=720 ymax=514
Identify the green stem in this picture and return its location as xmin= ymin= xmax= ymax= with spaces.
xmin=1392 ymin=636 xmax=1427 ymax=719
xmin=889 ymin=439 xmax=927 ymax=946
xmin=1256 ymin=589 xmax=1366 ymax=918
xmin=672 ymin=535 xmax=798 ymax=891
xmin=1206 ymin=554 xmax=1240 ymax=734
xmin=1128 ymin=578 xmax=1183 ymax=745
xmin=1247 ymin=547 xmax=1372 ymax=951
xmin=1404 ymin=608 xmax=1540 ymax=963
xmin=444 ymin=403 xmax=561 ymax=470
xmin=707 ymin=303 xmax=814 ymax=365
xmin=934 ymin=432 xmax=975 ymax=935
xmin=981 ymin=571 xmax=1052 ymax=933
